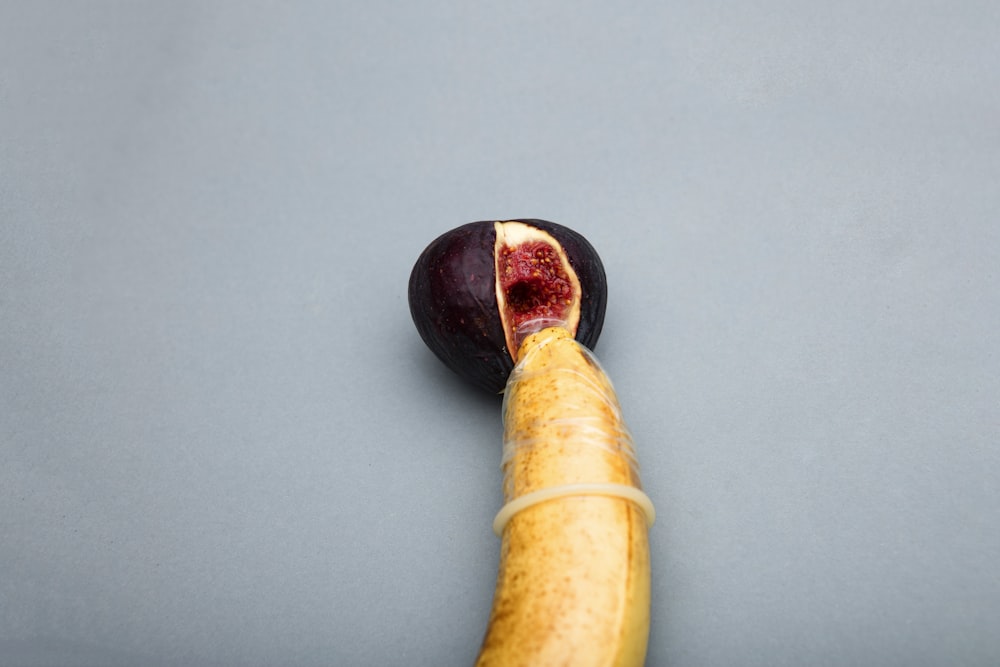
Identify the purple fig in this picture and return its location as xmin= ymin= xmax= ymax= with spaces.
xmin=408 ymin=219 xmax=607 ymax=393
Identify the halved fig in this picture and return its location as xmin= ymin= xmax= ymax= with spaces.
xmin=408 ymin=219 xmax=607 ymax=393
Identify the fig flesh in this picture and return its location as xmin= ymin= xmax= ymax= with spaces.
xmin=408 ymin=219 xmax=607 ymax=393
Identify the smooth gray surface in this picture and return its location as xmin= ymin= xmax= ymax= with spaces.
xmin=2 ymin=2 xmax=998 ymax=666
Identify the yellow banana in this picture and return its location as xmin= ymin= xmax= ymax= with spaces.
xmin=475 ymin=326 xmax=653 ymax=667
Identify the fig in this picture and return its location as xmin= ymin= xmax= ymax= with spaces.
xmin=408 ymin=219 xmax=607 ymax=393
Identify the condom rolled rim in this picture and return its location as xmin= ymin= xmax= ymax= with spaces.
xmin=492 ymin=482 xmax=656 ymax=537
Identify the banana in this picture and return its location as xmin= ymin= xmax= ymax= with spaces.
xmin=475 ymin=326 xmax=653 ymax=667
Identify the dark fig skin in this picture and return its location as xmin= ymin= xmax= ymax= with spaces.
xmin=409 ymin=219 xmax=607 ymax=393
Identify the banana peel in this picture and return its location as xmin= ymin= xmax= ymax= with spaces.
xmin=475 ymin=326 xmax=653 ymax=667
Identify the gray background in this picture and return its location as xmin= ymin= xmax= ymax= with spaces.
xmin=2 ymin=2 xmax=998 ymax=666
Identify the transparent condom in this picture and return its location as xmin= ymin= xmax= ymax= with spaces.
xmin=492 ymin=318 xmax=656 ymax=537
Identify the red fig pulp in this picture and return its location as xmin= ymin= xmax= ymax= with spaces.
xmin=494 ymin=221 xmax=582 ymax=357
